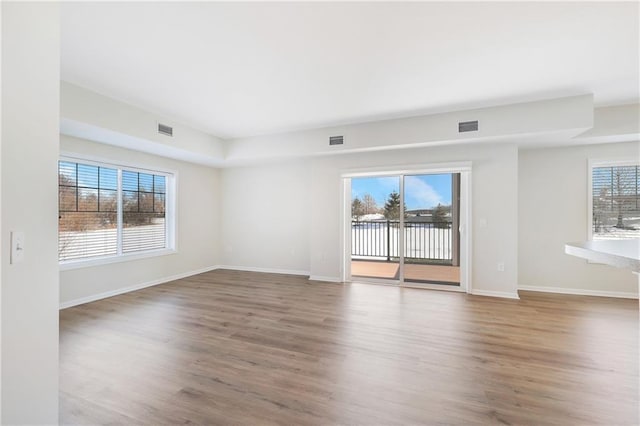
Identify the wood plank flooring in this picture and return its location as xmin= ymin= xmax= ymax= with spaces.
xmin=60 ymin=269 xmax=639 ymax=425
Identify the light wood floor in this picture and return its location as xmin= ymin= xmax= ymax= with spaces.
xmin=60 ymin=270 xmax=639 ymax=425
xmin=351 ymin=260 xmax=460 ymax=283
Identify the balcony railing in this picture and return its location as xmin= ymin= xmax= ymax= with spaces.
xmin=351 ymin=220 xmax=453 ymax=264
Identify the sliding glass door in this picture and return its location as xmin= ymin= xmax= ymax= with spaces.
xmin=350 ymin=176 xmax=401 ymax=281
xmin=348 ymin=172 xmax=462 ymax=287
xmin=403 ymin=173 xmax=460 ymax=285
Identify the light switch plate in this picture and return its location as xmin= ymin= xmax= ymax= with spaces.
xmin=11 ymin=231 xmax=25 ymax=264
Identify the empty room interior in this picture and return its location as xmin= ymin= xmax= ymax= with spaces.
xmin=1 ymin=1 xmax=639 ymax=425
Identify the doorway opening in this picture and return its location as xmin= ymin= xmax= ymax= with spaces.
xmin=350 ymin=175 xmax=401 ymax=281
xmin=403 ymin=173 xmax=460 ymax=285
xmin=344 ymin=166 xmax=470 ymax=291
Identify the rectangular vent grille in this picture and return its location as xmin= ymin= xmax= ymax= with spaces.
xmin=329 ymin=135 xmax=344 ymax=145
xmin=158 ymin=123 xmax=173 ymax=137
xmin=458 ymin=120 xmax=479 ymax=133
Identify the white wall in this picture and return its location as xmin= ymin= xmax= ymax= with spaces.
xmin=221 ymin=143 xmax=520 ymax=297
xmin=575 ymin=104 xmax=640 ymax=144
xmin=1 ymin=3 xmax=60 ymax=423
xmin=311 ymin=143 xmax=519 ymax=296
xmin=60 ymin=135 xmax=221 ymax=305
xmin=61 ymin=81 xmax=226 ymax=167
xmin=226 ymin=95 xmax=593 ymax=164
xmin=220 ymin=161 xmax=311 ymax=274
xmin=519 ymin=141 xmax=640 ymax=297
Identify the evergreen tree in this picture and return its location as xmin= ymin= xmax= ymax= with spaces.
xmin=383 ymin=191 xmax=402 ymax=220
xmin=432 ymin=203 xmax=448 ymax=227
xmin=351 ymin=197 xmax=364 ymax=221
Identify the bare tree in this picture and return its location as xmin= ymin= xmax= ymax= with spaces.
xmin=593 ymin=187 xmax=609 ymax=233
xmin=362 ymin=193 xmax=378 ymax=215
xmin=612 ymin=167 xmax=635 ymax=228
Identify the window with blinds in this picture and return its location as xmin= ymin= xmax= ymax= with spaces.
xmin=122 ymin=170 xmax=167 ymax=253
xmin=59 ymin=159 xmax=171 ymax=263
xmin=591 ymin=164 xmax=640 ymax=240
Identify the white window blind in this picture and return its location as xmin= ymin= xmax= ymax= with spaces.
xmin=592 ymin=164 xmax=640 ymax=240
xmin=59 ymin=160 xmax=170 ymax=263
xmin=122 ymin=170 xmax=167 ymax=254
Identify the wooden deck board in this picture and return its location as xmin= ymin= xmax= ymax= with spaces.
xmin=351 ymin=260 xmax=460 ymax=283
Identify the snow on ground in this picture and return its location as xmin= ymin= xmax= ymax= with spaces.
xmin=357 ymin=213 xmax=385 ymax=221
xmin=59 ymin=224 xmax=166 ymax=261
xmin=593 ymin=227 xmax=640 ymax=240
xmin=352 ymin=223 xmax=452 ymax=260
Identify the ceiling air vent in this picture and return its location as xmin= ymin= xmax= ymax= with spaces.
xmin=158 ymin=123 xmax=173 ymax=137
xmin=458 ymin=120 xmax=479 ymax=133
xmin=329 ymin=135 xmax=344 ymax=146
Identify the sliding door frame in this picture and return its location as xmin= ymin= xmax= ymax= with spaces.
xmin=341 ymin=162 xmax=472 ymax=293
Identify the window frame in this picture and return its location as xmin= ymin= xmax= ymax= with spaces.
xmin=587 ymin=158 xmax=640 ymax=241
xmin=59 ymin=153 xmax=177 ymax=271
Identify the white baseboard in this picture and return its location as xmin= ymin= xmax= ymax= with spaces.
xmin=309 ymin=275 xmax=343 ymax=283
xmin=59 ymin=265 xmax=219 ymax=310
xmin=470 ymin=289 xmax=520 ymax=299
xmin=216 ymin=264 xmax=310 ymax=277
xmin=518 ymin=285 xmax=639 ymax=299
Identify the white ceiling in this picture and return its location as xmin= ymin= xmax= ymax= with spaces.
xmin=61 ymin=2 xmax=639 ymax=139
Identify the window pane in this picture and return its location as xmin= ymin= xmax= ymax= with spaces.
xmin=59 ymin=161 xmax=120 ymax=261
xmin=77 ymin=188 xmax=98 ymax=211
xmin=592 ymin=165 xmax=640 ymax=240
xmin=122 ymin=170 xmax=138 ymax=191
xmin=138 ymin=173 xmax=153 ymax=192
xmin=77 ymin=164 xmax=99 ymax=188
xmin=122 ymin=171 xmax=167 ymax=254
xmin=59 ymin=186 xmax=77 ymax=212
xmin=122 ymin=212 xmax=166 ymax=253
xmin=99 ymin=189 xmax=117 ymax=212
xmin=139 ymin=192 xmax=154 ymax=212
xmin=154 ymin=193 xmax=165 ymax=213
xmin=59 ymin=162 xmax=77 ymax=186
xmin=123 ymin=190 xmax=138 ymax=212
xmin=154 ymin=175 xmax=166 ymax=193
xmin=99 ymin=168 xmax=117 ymax=190
xmin=59 ymin=212 xmax=117 ymax=261
xmin=59 ymin=161 xmax=170 ymax=261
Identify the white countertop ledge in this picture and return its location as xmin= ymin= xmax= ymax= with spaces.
xmin=565 ymin=240 xmax=640 ymax=273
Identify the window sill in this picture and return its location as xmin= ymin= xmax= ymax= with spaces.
xmin=59 ymin=248 xmax=177 ymax=271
